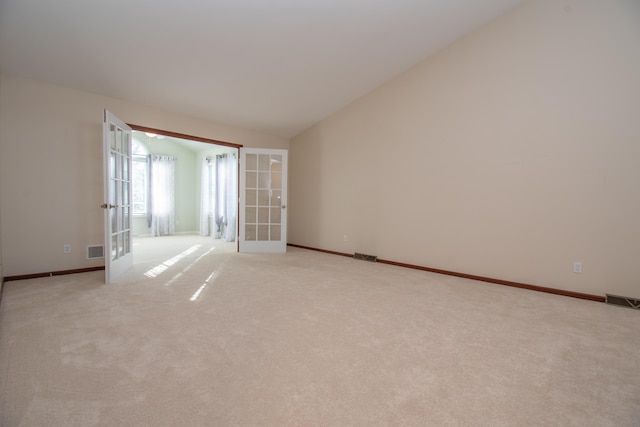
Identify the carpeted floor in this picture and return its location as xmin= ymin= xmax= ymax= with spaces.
xmin=1 ymin=235 xmax=639 ymax=426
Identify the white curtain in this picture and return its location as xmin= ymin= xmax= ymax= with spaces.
xmin=199 ymin=158 xmax=214 ymax=236
xmin=220 ymin=153 xmax=238 ymax=242
xmin=149 ymin=155 xmax=176 ymax=236
xmin=199 ymin=153 xmax=237 ymax=242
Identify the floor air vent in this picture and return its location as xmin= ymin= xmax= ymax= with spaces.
xmin=606 ymin=294 xmax=640 ymax=310
xmin=354 ymin=253 xmax=378 ymax=262
xmin=87 ymin=245 xmax=105 ymax=259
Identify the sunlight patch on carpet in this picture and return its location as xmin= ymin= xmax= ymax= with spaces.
xmin=190 ymin=271 xmax=218 ymax=301
xmin=144 ymin=245 xmax=202 ymax=278
xmin=163 ymin=246 xmax=218 ymax=286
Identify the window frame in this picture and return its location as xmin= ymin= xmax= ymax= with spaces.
xmin=132 ymin=139 xmax=149 ymax=216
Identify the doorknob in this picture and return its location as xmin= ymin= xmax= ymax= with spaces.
xmin=281 ymin=204 xmax=286 ymax=209
xmin=100 ymin=203 xmax=117 ymax=209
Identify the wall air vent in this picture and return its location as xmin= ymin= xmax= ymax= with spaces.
xmin=605 ymin=294 xmax=640 ymax=310
xmin=354 ymin=253 xmax=378 ymax=262
xmin=87 ymin=245 xmax=105 ymax=259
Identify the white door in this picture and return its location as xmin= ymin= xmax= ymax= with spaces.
xmin=239 ymin=148 xmax=288 ymax=253
xmin=102 ymin=110 xmax=133 ymax=282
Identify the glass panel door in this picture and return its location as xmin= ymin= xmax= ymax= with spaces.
xmin=239 ymin=148 xmax=288 ymax=253
xmin=103 ymin=110 xmax=133 ymax=282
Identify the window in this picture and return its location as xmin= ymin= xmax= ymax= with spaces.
xmin=132 ymin=139 xmax=149 ymax=215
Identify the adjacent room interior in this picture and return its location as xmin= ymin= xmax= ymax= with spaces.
xmin=129 ymin=130 xmax=238 ymax=264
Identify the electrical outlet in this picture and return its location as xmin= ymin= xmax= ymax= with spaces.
xmin=573 ymin=261 xmax=583 ymax=274
xmin=63 ymin=244 xmax=71 ymax=254
xmin=343 ymin=235 xmax=348 ymax=242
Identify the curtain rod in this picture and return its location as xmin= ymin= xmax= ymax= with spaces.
xmin=205 ymin=153 xmax=237 ymax=161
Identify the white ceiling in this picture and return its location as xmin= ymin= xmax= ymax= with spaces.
xmin=0 ymin=0 xmax=525 ymax=139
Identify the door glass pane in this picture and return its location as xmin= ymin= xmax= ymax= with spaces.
xmin=123 ymin=207 xmax=129 ymax=229
xmin=123 ymin=134 xmax=130 ymax=155
xmin=270 ymin=207 xmax=281 ymax=224
xmin=246 ymin=172 xmax=257 ymax=189
xmin=245 ymin=207 xmax=257 ymax=223
xmin=245 ymin=225 xmax=256 ymax=241
xmin=246 ymin=154 xmax=257 ymax=171
xmin=116 ymin=154 xmax=122 ymax=183
xmin=111 ymin=235 xmax=117 ymax=260
xmin=258 ymin=207 xmax=269 ymax=224
xmin=123 ymin=182 xmax=129 ymax=205
xmin=245 ymin=189 xmax=257 ymax=206
xmin=110 ymin=205 xmax=116 ymax=231
xmin=257 ymin=225 xmax=269 ymax=241
xmin=270 ymin=225 xmax=281 ymax=241
xmin=117 ymin=181 xmax=123 ymax=206
xmin=258 ymin=172 xmax=270 ymax=189
xmin=258 ymin=190 xmax=269 ymax=206
xmin=123 ymin=156 xmax=129 ymax=181
xmin=110 ymin=153 xmax=116 ymax=180
xmin=117 ymin=201 xmax=122 ymax=229
xmin=271 ymin=172 xmax=281 ymax=190
xmin=270 ymin=190 xmax=281 ymax=207
xmin=258 ymin=154 xmax=270 ymax=171
xmin=116 ymin=129 xmax=123 ymax=153
xmin=110 ymin=179 xmax=116 ymax=205
xmin=271 ymin=155 xmax=282 ymax=172
xmin=110 ymin=125 xmax=116 ymax=150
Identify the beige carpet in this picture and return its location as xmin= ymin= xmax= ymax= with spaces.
xmin=1 ymin=235 xmax=639 ymax=426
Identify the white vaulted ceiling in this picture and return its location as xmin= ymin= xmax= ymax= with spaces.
xmin=0 ymin=0 xmax=525 ymax=138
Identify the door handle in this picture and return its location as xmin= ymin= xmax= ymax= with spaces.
xmin=100 ymin=203 xmax=117 ymax=209
xmin=281 ymin=204 xmax=286 ymax=209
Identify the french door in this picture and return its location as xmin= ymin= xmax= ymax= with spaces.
xmin=239 ymin=148 xmax=288 ymax=253
xmin=102 ymin=110 xmax=133 ymax=282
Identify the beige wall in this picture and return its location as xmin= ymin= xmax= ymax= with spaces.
xmin=0 ymin=74 xmax=288 ymax=276
xmin=289 ymin=0 xmax=640 ymax=297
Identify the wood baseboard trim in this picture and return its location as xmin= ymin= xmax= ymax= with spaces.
xmin=3 ymin=266 xmax=105 ymax=283
xmin=377 ymin=259 xmax=605 ymax=302
xmin=287 ymin=243 xmax=353 ymax=258
xmin=287 ymin=243 xmax=605 ymax=303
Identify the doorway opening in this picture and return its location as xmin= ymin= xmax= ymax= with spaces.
xmin=128 ymin=125 xmax=242 ymax=266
